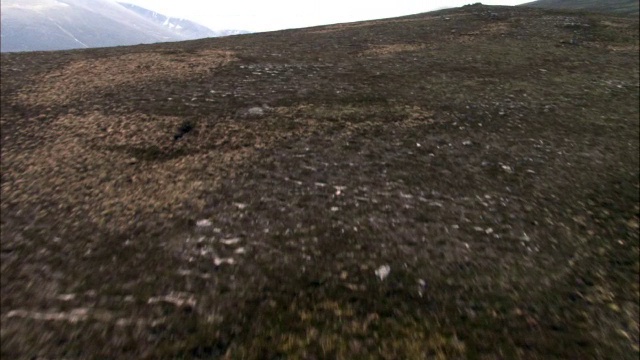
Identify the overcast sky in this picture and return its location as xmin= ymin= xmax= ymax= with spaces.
xmin=121 ymin=1 xmax=529 ymax=32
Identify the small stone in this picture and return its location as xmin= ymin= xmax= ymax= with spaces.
xmin=214 ymin=257 xmax=235 ymax=266
xmin=247 ymin=107 xmax=264 ymax=117
xmin=462 ymin=140 xmax=472 ymax=146
xmin=375 ymin=265 xmax=391 ymax=281
xmin=220 ymin=237 xmax=241 ymax=245
xmin=148 ymin=293 xmax=196 ymax=308
xmin=57 ymin=294 xmax=76 ymax=301
xmin=196 ymin=219 xmax=212 ymax=227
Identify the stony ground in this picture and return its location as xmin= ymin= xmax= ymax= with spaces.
xmin=1 ymin=4 xmax=639 ymax=359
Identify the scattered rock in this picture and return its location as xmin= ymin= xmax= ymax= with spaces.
xmin=375 ymin=265 xmax=391 ymax=281
xmin=501 ymin=164 xmax=513 ymax=173
xmin=220 ymin=237 xmax=241 ymax=245
xmin=243 ymin=107 xmax=265 ymax=118
xmin=196 ymin=219 xmax=212 ymax=227
xmin=214 ymin=257 xmax=236 ymax=266
xmin=57 ymin=294 xmax=76 ymax=301
xmin=563 ymin=22 xmax=590 ymax=29
xmin=148 ymin=292 xmax=196 ymax=308
xmin=248 ymin=107 xmax=264 ymax=116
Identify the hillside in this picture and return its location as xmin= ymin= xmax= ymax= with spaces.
xmin=1 ymin=4 xmax=639 ymax=359
xmin=522 ymin=0 xmax=640 ymax=16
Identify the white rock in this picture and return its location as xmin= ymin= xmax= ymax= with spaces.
xmin=220 ymin=237 xmax=241 ymax=245
xmin=57 ymin=294 xmax=76 ymax=301
xmin=196 ymin=219 xmax=212 ymax=227
xmin=214 ymin=257 xmax=236 ymax=266
xmin=375 ymin=265 xmax=391 ymax=281
xmin=247 ymin=107 xmax=264 ymax=116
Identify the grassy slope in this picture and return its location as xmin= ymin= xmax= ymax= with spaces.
xmin=521 ymin=0 xmax=640 ymax=16
xmin=1 ymin=4 xmax=639 ymax=359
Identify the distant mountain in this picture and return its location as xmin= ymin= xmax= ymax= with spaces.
xmin=118 ymin=3 xmax=249 ymax=39
xmin=0 ymin=0 xmax=186 ymax=52
xmin=0 ymin=0 xmax=249 ymax=52
xmin=520 ymin=0 xmax=639 ymax=16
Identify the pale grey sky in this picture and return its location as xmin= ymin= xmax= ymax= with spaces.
xmin=121 ymin=1 xmax=528 ymax=32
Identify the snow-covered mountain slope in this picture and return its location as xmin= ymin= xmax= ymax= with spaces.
xmin=118 ymin=3 xmax=250 ymax=39
xmin=0 ymin=0 xmax=186 ymax=52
